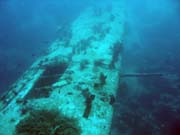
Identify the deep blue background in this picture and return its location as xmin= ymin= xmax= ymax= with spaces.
xmin=112 ymin=0 xmax=180 ymax=134
xmin=0 ymin=0 xmax=92 ymax=93
xmin=123 ymin=0 xmax=180 ymax=75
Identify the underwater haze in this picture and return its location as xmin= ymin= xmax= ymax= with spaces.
xmin=124 ymin=0 xmax=180 ymax=73
xmin=111 ymin=0 xmax=180 ymax=135
xmin=0 ymin=0 xmax=93 ymax=93
xmin=0 ymin=0 xmax=180 ymax=134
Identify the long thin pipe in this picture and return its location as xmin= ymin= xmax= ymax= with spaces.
xmin=119 ymin=73 xmax=164 ymax=77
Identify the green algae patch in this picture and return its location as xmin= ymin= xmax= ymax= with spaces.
xmin=14 ymin=109 xmax=81 ymax=135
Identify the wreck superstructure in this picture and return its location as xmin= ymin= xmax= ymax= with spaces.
xmin=0 ymin=1 xmax=125 ymax=135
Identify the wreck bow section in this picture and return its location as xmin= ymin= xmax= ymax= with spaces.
xmin=0 ymin=1 xmax=125 ymax=135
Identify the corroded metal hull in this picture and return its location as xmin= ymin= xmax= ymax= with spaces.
xmin=0 ymin=1 xmax=125 ymax=135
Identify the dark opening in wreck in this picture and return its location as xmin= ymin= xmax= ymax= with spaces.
xmin=25 ymin=62 xmax=68 ymax=99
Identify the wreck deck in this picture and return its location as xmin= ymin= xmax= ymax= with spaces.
xmin=0 ymin=1 xmax=125 ymax=135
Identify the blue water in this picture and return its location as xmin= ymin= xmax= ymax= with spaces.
xmin=124 ymin=0 xmax=180 ymax=75
xmin=0 ymin=0 xmax=90 ymax=93
xmin=111 ymin=0 xmax=180 ymax=134
xmin=0 ymin=0 xmax=180 ymax=134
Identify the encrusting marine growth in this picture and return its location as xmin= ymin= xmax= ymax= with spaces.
xmin=14 ymin=109 xmax=81 ymax=135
